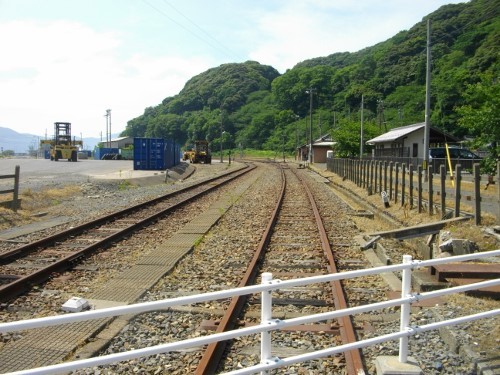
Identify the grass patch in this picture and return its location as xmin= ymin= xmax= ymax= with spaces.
xmin=213 ymin=148 xmax=294 ymax=160
xmin=20 ymin=185 xmax=82 ymax=211
xmin=118 ymin=180 xmax=133 ymax=190
xmin=445 ymin=216 xmax=498 ymax=251
xmin=0 ymin=184 xmax=83 ymax=230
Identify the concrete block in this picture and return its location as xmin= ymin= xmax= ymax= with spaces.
xmin=375 ymin=356 xmax=422 ymax=374
xmin=61 ymin=297 xmax=89 ymax=313
xmin=438 ymin=238 xmax=478 ymax=255
xmin=374 ymin=242 xmax=391 ymax=265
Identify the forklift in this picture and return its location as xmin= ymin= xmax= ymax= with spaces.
xmin=40 ymin=122 xmax=82 ymax=162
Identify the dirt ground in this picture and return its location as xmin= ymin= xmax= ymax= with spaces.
xmin=312 ymin=165 xmax=499 ymax=252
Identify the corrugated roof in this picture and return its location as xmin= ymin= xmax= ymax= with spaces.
xmin=314 ymin=141 xmax=336 ymax=147
xmin=110 ymin=136 xmax=133 ymax=142
xmin=366 ymin=123 xmax=425 ymax=145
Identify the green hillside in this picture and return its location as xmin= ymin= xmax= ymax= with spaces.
xmin=122 ymin=0 xmax=499 ymax=163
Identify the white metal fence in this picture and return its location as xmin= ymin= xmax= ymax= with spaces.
xmin=1 ymin=249 xmax=499 ymax=375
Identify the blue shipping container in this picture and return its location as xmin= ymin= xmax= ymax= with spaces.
xmin=163 ymin=140 xmax=181 ymax=169
xmin=94 ymin=147 xmax=120 ymax=160
xmin=134 ymin=138 xmax=180 ymax=170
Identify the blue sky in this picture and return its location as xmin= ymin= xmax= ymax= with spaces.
xmin=0 ymin=0 xmax=467 ymax=139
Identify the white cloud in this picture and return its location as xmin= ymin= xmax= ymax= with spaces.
xmin=246 ymin=0 xmax=465 ymax=72
xmin=0 ymin=0 xmax=467 ymax=136
xmin=0 ymin=19 xmax=212 ymax=137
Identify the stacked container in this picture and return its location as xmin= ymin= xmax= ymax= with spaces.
xmin=133 ymin=138 xmax=180 ymax=170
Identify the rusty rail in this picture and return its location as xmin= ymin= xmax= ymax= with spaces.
xmin=196 ymin=164 xmax=364 ymax=374
xmin=0 ymin=165 xmax=253 ymax=302
xmin=195 ymin=166 xmax=286 ymax=374
xmin=296 ymin=168 xmax=364 ymax=374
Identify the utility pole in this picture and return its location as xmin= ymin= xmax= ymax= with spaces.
xmin=282 ymin=131 xmax=285 ymax=163
xmin=332 ymin=88 xmax=336 ymax=128
xmin=295 ymin=120 xmax=299 ymax=154
xmin=220 ymin=109 xmax=224 ymax=163
xmin=377 ymin=99 xmax=386 ymax=131
xmin=306 ymin=88 xmax=315 ymax=163
xmin=104 ymin=113 xmax=108 ymax=147
xmin=318 ymin=113 xmax=322 ymax=137
xmin=424 ymin=19 xmax=431 ymax=181
xmin=105 ymin=109 xmax=111 ymax=148
xmin=360 ymin=94 xmax=364 ymax=159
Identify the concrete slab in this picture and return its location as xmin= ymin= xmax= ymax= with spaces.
xmin=364 ymin=249 xmax=402 ymax=292
xmin=375 ymin=356 xmax=422 ymax=375
xmin=86 ymin=298 xmax=128 ymax=310
xmin=0 ymin=216 xmax=71 ymax=239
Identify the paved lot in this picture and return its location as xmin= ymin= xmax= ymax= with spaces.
xmin=0 ymin=158 xmax=166 ymax=183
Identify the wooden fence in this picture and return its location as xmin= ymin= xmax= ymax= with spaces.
xmin=326 ymin=159 xmax=500 ymax=225
xmin=0 ymin=165 xmax=20 ymax=212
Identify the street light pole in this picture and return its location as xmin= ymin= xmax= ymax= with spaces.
xmin=423 ymin=18 xmax=432 ymax=181
xmin=220 ymin=110 xmax=223 ymax=163
xmin=306 ymin=88 xmax=314 ymax=163
xmin=360 ymin=95 xmax=364 ymax=159
xmin=105 ymin=109 xmax=111 ymax=148
xmin=282 ymin=131 xmax=285 ymax=163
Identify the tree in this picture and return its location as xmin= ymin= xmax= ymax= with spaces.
xmin=332 ymin=119 xmax=379 ymax=158
xmin=119 ymin=0 xmax=499 ymax=156
xmin=1 ymin=150 xmax=15 ymax=157
xmin=456 ymin=74 xmax=499 ymax=175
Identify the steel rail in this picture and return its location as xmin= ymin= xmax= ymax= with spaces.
xmin=195 ymin=165 xmax=287 ymax=375
xmin=0 ymin=165 xmax=250 ymax=263
xmin=0 ymin=165 xmax=254 ymax=302
xmin=196 ymin=164 xmax=364 ymax=374
xmin=293 ymin=168 xmax=364 ymax=375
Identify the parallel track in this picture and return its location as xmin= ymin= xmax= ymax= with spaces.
xmin=0 ymin=165 xmax=253 ymax=302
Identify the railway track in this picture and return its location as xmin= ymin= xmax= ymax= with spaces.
xmin=195 ymin=164 xmax=364 ymax=374
xmin=2 ymin=161 xmax=492 ymax=374
xmin=0 ymin=165 xmax=253 ymax=302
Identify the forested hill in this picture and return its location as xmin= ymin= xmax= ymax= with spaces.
xmin=122 ymin=0 xmax=499 ymax=159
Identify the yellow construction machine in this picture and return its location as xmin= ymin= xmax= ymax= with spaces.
xmin=41 ymin=122 xmax=82 ymax=162
xmin=189 ymin=140 xmax=211 ymax=164
xmin=182 ymin=148 xmax=195 ymax=161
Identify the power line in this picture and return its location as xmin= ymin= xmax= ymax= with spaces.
xmin=422 ymin=2 xmax=498 ymax=53
xmin=161 ymin=0 xmax=242 ymax=61
xmin=141 ymin=0 xmax=242 ymax=61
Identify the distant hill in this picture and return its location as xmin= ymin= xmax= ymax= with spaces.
xmin=0 ymin=127 xmax=40 ymax=154
xmin=121 ymin=0 xmax=498 ymax=156
xmin=0 ymin=127 xmax=100 ymax=154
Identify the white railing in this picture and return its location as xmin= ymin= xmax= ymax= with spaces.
xmin=1 ymin=249 xmax=499 ymax=375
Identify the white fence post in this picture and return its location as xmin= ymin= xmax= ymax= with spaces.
xmin=261 ymin=272 xmax=273 ymax=374
xmin=399 ymin=255 xmax=412 ymax=362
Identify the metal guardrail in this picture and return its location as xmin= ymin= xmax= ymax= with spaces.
xmin=0 ymin=165 xmax=20 ymax=212
xmin=1 ymin=249 xmax=499 ymax=375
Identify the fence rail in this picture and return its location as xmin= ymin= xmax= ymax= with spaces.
xmin=0 ymin=165 xmax=20 ymax=212
xmin=1 ymin=249 xmax=499 ymax=375
xmin=327 ymin=158 xmax=500 ymax=225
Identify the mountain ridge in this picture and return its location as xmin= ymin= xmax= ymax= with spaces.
xmin=0 ymin=127 xmax=101 ymax=154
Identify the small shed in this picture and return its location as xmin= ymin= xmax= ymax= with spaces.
xmin=99 ymin=136 xmax=134 ymax=149
xmin=297 ymin=135 xmax=336 ymax=163
xmin=366 ymin=123 xmax=458 ymax=161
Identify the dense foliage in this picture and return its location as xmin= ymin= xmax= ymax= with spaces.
xmin=122 ymin=0 xmax=498 ymax=166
